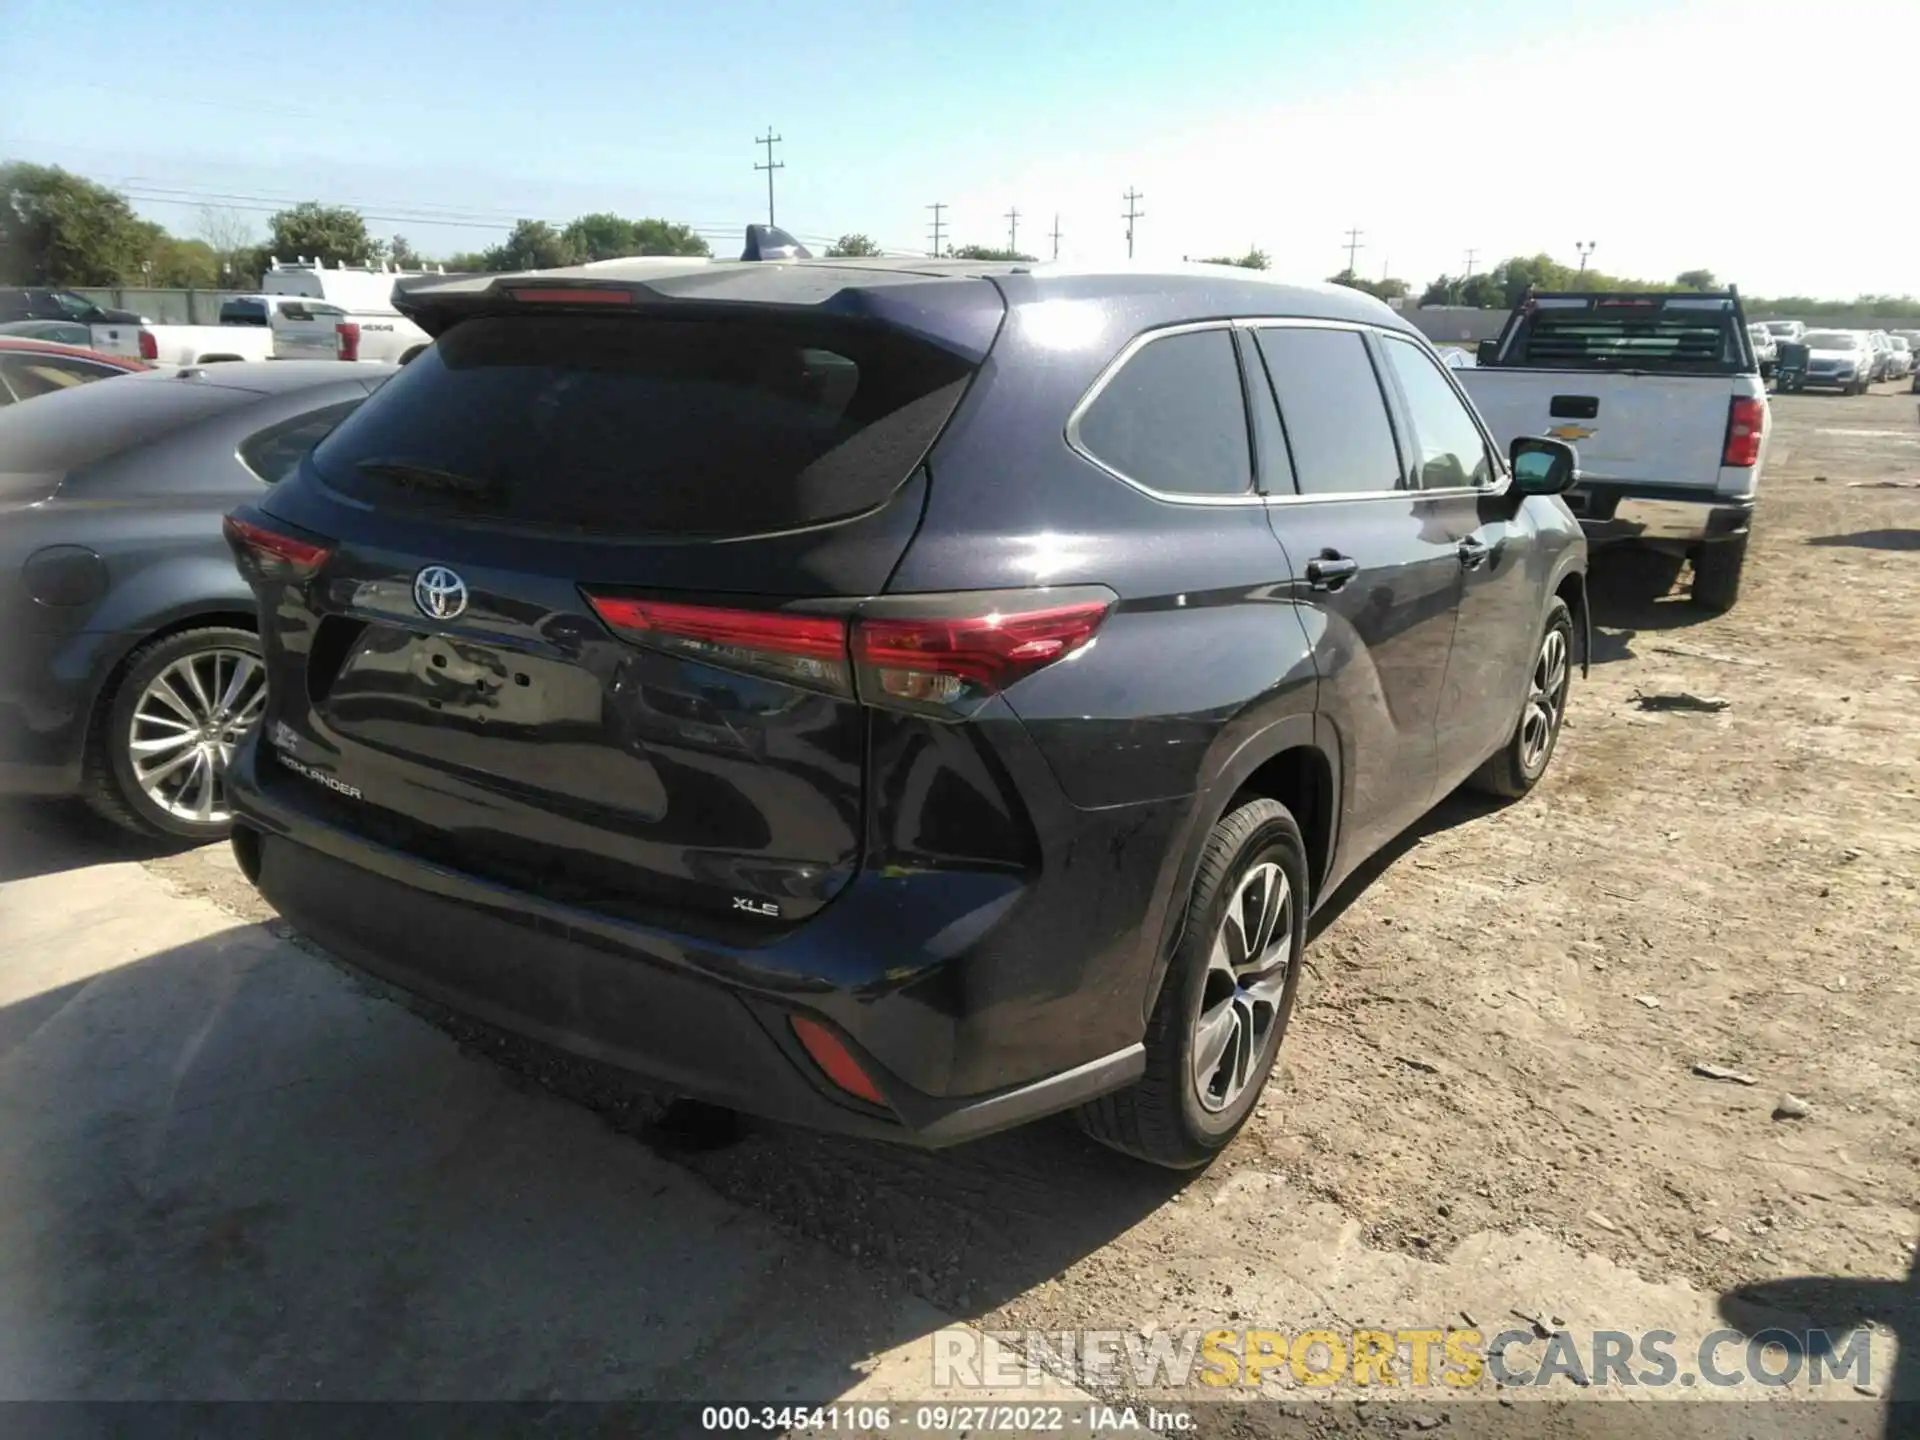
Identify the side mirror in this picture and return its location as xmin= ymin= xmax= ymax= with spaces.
xmin=1510 ymin=436 xmax=1578 ymax=496
xmin=1476 ymin=340 xmax=1500 ymax=366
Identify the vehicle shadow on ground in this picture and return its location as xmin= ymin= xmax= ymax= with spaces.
xmin=1806 ymin=529 xmax=1920 ymax=552
xmin=1583 ymin=549 xmax=1714 ymax=665
xmin=0 ymin=922 xmax=986 ymax=1403
xmin=0 ymin=800 xmax=187 ymax=883
xmin=1716 ymin=1245 xmax=1917 ymax=1434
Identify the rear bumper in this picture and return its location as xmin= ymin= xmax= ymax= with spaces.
xmin=1568 ymin=485 xmax=1754 ymax=546
xmin=228 ymin=736 xmax=1160 ymax=1148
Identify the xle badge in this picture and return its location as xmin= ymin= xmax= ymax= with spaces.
xmin=733 ymin=896 xmax=781 ymax=918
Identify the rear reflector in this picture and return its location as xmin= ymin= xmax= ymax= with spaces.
xmin=789 ymin=1016 xmax=885 ymax=1106
xmin=506 ymin=287 xmax=635 ymax=305
xmin=223 ymin=514 xmax=333 ymax=579
xmin=335 ymin=322 xmax=361 ymax=362
xmin=1722 ymin=396 xmax=1766 ymax=467
xmin=585 ymin=594 xmax=852 ymax=695
xmin=853 ymin=596 xmax=1113 ymax=714
xmin=137 ymin=330 xmax=158 ymax=361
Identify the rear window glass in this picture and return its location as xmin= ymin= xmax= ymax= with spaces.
xmin=1512 ymin=310 xmax=1744 ymax=373
xmin=221 ymin=299 xmax=269 ymax=326
xmin=308 ymin=314 xmax=975 ymax=535
xmin=1075 ymin=328 xmax=1252 ymax=497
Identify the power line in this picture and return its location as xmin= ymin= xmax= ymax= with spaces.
xmin=1343 ymin=227 xmax=1365 ymax=275
xmin=1049 ymin=213 xmax=1062 ymax=262
xmin=1122 ymin=188 xmax=1144 ymax=259
xmin=927 ymin=202 xmax=947 ymax=257
xmin=754 ymin=128 xmax=785 ymax=226
xmin=1005 ymin=206 xmax=1020 ymax=255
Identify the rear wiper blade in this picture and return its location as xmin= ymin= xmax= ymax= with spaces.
xmin=356 ymin=459 xmax=499 ymax=500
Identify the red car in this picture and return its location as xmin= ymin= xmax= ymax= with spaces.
xmin=0 ymin=337 xmax=148 ymax=407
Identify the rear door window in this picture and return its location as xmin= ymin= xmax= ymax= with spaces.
xmin=309 ymin=314 xmax=976 ymax=535
xmin=1074 ymin=327 xmax=1252 ymax=496
xmin=1252 ymin=327 xmax=1405 ymax=496
xmin=220 ymin=298 xmax=270 ymax=326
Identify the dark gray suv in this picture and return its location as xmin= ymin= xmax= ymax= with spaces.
xmin=223 ymin=254 xmax=1586 ymax=1168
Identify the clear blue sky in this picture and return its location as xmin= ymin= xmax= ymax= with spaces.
xmin=4 ymin=0 xmax=1911 ymax=294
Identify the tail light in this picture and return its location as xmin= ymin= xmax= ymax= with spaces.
xmin=223 ymin=514 xmax=333 ymax=580
xmin=335 ymin=322 xmax=360 ymax=361
xmin=1722 ymin=396 xmax=1766 ymax=467
xmin=583 ymin=586 xmax=1115 ymax=719
xmin=137 ymin=330 xmax=157 ymax=361
xmin=584 ymin=596 xmax=853 ymax=696
xmin=851 ymin=590 xmax=1114 ymax=716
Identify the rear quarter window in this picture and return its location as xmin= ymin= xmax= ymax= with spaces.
xmin=1073 ymin=327 xmax=1252 ymax=497
xmin=309 ymin=314 xmax=975 ymax=536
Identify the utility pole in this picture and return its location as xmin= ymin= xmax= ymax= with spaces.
xmin=753 ymin=128 xmax=784 ymax=226
xmin=1005 ymin=206 xmax=1021 ymax=255
xmin=1576 ymin=240 xmax=1597 ymax=274
xmin=1122 ymin=188 xmax=1144 ymax=259
xmin=926 ymin=202 xmax=947 ymax=258
xmin=1048 ymin=213 xmax=1062 ymax=261
xmin=1343 ymin=227 xmax=1365 ymax=276
xmin=1464 ymin=247 xmax=1478 ymax=280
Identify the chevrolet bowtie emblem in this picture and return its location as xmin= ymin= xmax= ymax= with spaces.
xmin=1546 ymin=424 xmax=1596 ymax=442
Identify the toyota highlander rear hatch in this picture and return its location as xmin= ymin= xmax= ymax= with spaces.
xmin=229 ymin=265 xmax=1008 ymax=935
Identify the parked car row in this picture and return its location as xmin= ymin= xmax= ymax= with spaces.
xmin=0 ymin=227 xmax=1589 ymax=1170
xmin=1759 ymin=320 xmax=1915 ymax=392
xmin=0 ymin=259 xmax=436 ymax=370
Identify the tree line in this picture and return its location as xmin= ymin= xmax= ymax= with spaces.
xmin=6 ymin=163 xmax=1915 ymax=320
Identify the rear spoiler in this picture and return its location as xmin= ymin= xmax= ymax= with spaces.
xmin=393 ymin=223 xmax=822 ymax=335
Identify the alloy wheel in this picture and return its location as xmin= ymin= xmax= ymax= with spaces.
xmin=1191 ymin=860 xmax=1293 ymax=1114
xmin=127 ymin=648 xmax=265 ymax=825
xmin=1520 ymin=627 xmax=1569 ymax=774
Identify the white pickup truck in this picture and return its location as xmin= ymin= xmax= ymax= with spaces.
xmin=260 ymin=259 xmax=437 ymax=365
xmin=81 ymin=294 xmax=310 ymax=367
xmin=1458 ymin=291 xmax=1769 ymax=612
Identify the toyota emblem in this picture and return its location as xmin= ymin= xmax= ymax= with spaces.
xmin=413 ymin=565 xmax=469 ymax=621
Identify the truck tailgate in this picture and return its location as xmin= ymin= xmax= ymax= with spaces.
xmin=1460 ymin=368 xmax=1740 ymax=491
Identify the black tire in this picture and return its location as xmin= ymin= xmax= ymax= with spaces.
xmin=82 ymin=626 xmax=261 ymax=842
xmin=1467 ymin=597 xmax=1574 ymax=800
xmin=1077 ymin=797 xmax=1307 ymax=1169
xmin=1691 ymin=533 xmax=1748 ymax=614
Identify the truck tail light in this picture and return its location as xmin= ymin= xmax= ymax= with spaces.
xmin=1722 ymin=396 xmax=1765 ymax=467
xmin=335 ymin=322 xmax=360 ymax=362
xmin=137 ymin=330 xmax=158 ymax=361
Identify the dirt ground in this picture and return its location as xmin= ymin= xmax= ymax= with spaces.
xmin=149 ymin=386 xmax=1919 ymax=1425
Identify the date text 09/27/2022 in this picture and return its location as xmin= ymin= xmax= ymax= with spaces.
xmin=698 ymin=1404 xmax=1193 ymax=1432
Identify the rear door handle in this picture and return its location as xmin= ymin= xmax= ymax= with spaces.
xmin=1458 ymin=537 xmax=1491 ymax=570
xmin=1305 ymin=553 xmax=1360 ymax=591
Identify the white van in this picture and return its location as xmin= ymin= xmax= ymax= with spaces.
xmin=263 ymin=259 xmax=438 ymax=365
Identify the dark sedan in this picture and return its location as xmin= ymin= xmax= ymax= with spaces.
xmin=0 ymin=360 xmax=396 ymax=839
